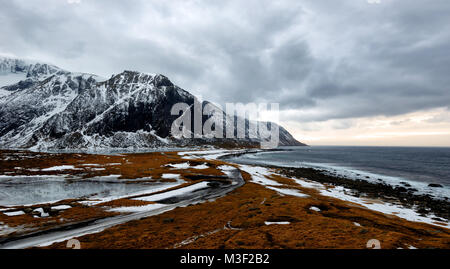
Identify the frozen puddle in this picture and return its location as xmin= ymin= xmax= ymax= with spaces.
xmin=0 ymin=174 xmax=181 ymax=207
xmin=81 ymin=181 xmax=184 ymax=206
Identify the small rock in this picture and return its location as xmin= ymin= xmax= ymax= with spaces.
xmin=396 ymin=187 xmax=408 ymax=192
xmin=428 ymin=184 xmax=443 ymax=188
xmin=23 ymin=208 xmax=33 ymax=214
xmin=163 ymin=218 xmax=174 ymax=224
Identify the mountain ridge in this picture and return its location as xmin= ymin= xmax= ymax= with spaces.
xmin=0 ymin=57 xmax=306 ymax=149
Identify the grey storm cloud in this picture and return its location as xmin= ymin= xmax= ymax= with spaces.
xmin=1 ymin=0 xmax=449 ymax=123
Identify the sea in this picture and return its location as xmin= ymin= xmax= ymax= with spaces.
xmin=225 ymin=146 xmax=450 ymax=200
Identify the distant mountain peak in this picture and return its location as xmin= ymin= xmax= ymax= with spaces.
xmin=25 ymin=62 xmax=65 ymax=79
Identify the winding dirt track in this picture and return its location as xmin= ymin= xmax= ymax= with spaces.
xmin=0 ymin=169 xmax=244 ymax=249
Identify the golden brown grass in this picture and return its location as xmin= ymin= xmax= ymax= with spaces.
xmin=1 ymin=150 xmax=449 ymax=249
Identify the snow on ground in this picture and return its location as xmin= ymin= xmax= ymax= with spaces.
xmin=266 ymin=186 xmax=309 ymax=198
xmin=258 ymin=171 xmax=450 ymax=228
xmin=179 ymin=155 xmax=196 ymax=160
xmin=135 ymin=182 xmax=210 ymax=202
xmin=191 ymin=164 xmax=209 ymax=170
xmin=354 ymin=222 xmax=362 ymax=227
xmin=161 ymin=174 xmax=181 ymax=179
xmin=233 ymin=164 xmax=309 ymax=198
xmin=33 ymin=208 xmax=49 ymax=217
xmin=234 ymin=162 xmax=449 ymax=228
xmin=238 ymin=165 xmax=282 ymax=186
xmin=310 ymin=206 xmax=321 ymax=212
xmin=292 ymin=177 xmax=326 ymax=190
xmin=87 ymin=174 xmax=121 ymax=181
xmin=41 ymin=165 xmax=80 ymax=171
xmin=319 ymin=186 xmax=449 ymax=228
xmin=218 ymin=165 xmax=236 ymax=171
xmin=3 ymin=211 xmax=25 ymax=217
xmin=265 ymin=221 xmax=290 ymax=225
xmin=168 ymin=163 xmax=190 ymax=169
xmin=217 ymin=165 xmax=237 ymax=178
xmin=51 ymin=205 xmax=71 ymax=210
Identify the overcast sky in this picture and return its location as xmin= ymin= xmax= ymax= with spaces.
xmin=1 ymin=0 xmax=449 ymax=146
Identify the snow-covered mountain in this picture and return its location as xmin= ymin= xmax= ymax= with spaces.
xmin=0 ymin=57 xmax=305 ymax=150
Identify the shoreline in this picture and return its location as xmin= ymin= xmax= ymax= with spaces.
xmin=220 ymin=149 xmax=450 ymax=223
xmin=0 ymin=149 xmax=449 ymax=249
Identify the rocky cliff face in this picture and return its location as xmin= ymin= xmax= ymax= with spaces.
xmin=0 ymin=57 xmax=305 ymax=150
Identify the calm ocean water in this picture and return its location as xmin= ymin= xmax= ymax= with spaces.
xmin=227 ymin=146 xmax=450 ymax=200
